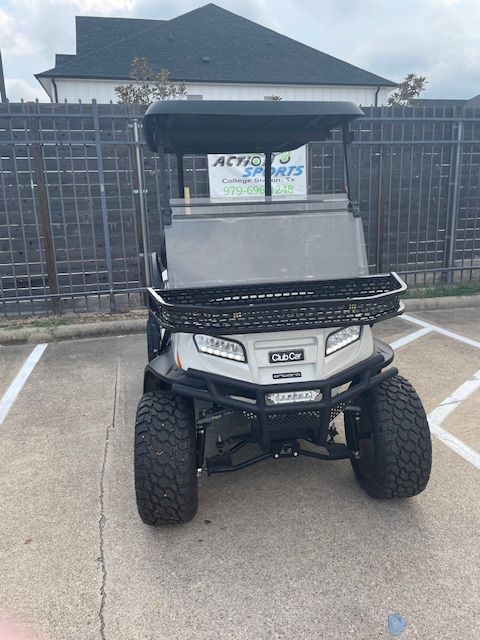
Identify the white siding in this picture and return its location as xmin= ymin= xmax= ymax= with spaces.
xmin=53 ymin=78 xmax=392 ymax=106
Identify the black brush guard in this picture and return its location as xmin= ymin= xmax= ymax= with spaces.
xmin=148 ymin=272 xmax=406 ymax=335
xmin=145 ymin=339 xmax=396 ymax=454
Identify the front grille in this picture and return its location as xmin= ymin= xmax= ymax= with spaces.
xmin=246 ymin=404 xmax=348 ymax=431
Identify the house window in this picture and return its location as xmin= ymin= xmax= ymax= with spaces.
xmin=187 ymin=94 xmax=203 ymax=100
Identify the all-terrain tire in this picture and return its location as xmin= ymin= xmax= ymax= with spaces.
xmin=346 ymin=375 xmax=432 ymax=498
xmin=134 ymin=390 xmax=198 ymax=524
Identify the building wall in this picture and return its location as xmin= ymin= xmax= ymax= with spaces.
xmin=50 ymin=78 xmax=392 ymax=106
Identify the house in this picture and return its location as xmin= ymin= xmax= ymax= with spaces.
xmin=35 ymin=4 xmax=396 ymax=105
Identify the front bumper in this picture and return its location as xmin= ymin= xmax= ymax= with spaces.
xmin=145 ymin=338 xmax=396 ymax=449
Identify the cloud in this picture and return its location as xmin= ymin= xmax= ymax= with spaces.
xmin=348 ymin=0 xmax=480 ymax=97
xmin=0 ymin=7 xmax=35 ymax=54
xmin=5 ymin=77 xmax=43 ymax=101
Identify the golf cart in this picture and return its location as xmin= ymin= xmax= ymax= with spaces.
xmin=135 ymin=101 xmax=432 ymax=525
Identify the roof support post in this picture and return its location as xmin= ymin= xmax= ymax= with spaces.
xmin=156 ymin=142 xmax=171 ymax=272
xmin=176 ymin=153 xmax=185 ymax=198
xmin=264 ymin=151 xmax=272 ymax=197
xmin=157 ymin=143 xmax=171 ymax=225
xmin=342 ymin=124 xmax=358 ymax=216
xmin=132 ymin=118 xmax=151 ymax=288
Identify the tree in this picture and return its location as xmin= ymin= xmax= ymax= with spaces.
xmin=387 ymin=73 xmax=427 ymax=107
xmin=115 ymin=57 xmax=186 ymax=105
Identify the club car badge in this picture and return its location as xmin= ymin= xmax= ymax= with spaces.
xmin=268 ymin=348 xmax=305 ymax=364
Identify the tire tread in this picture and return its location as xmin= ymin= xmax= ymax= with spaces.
xmin=134 ymin=390 xmax=198 ymax=524
xmin=351 ymin=375 xmax=432 ymax=498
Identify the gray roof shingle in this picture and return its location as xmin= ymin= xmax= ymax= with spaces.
xmin=36 ymin=4 xmax=396 ymax=87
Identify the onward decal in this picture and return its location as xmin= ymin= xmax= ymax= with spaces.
xmin=207 ymin=147 xmax=307 ymax=198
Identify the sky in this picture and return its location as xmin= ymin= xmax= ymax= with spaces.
xmin=1 ymin=0 xmax=479 ymax=102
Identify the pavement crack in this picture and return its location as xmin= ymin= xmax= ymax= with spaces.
xmin=98 ymin=365 xmax=118 ymax=640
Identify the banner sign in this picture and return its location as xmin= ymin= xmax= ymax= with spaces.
xmin=207 ymin=147 xmax=307 ymax=198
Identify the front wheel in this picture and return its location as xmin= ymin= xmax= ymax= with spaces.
xmin=345 ymin=375 xmax=432 ymax=498
xmin=134 ymin=390 xmax=198 ymax=524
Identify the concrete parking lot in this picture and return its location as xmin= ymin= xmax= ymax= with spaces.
xmin=0 ymin=308 xmax=479 ymax=640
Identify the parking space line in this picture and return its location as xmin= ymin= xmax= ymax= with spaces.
xmin=429 ymin=422 xmax=480 ymax=470
xmin=389 ymin=326 xmax=432 ymax=350
xmin=403 ymin=313 xmax=480 ymax=350
xmin=427 ymin=369 xmax=480 ymax=470
xmin=0 ymin=343 xmax=48 ymax=426
xmin=428 ymin=370 xmax=480 ymax=425
xmin=388 ymin=317 xmax=480 ymax=469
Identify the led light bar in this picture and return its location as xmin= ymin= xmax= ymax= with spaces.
xmin=325 ymin=326 xmax=361 ymax=356
xmin=194 ymin=334 xmax=246 ymax=362
xmin=266 ymin=389 xmax=322 ymax=406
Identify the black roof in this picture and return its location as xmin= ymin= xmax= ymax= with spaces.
xmin=36 ymin=4 xmax=396 ymax=88
xmin=144 ymin=100 xmax=364 ymax=154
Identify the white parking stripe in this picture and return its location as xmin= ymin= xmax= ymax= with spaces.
xmin=429 ymin=421 xmax=480 ymax=470
xmin=387 ymin=318 xmax=480 ymax=469
xmin=428 ymin=370 xmax=480 ymax=425
xmin=427 ymin=370 xmax=480 ymax=470
xmin=0 ymin=343 xmax=48 ymax=426
xmin=389 ymin=327 xmax=432 ymax=351
xmin=403 ymin=313 xmax=480 ymax=350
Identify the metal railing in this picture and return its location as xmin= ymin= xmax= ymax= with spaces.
xmin=1 ymin=101 xmax=479 ymax=317
xmin=309 ymin=106 xmax=480 ymax=286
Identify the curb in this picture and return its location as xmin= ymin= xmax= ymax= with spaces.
xmin=0 ymin=294 xmax=479 ymax=346
xmin=402 ymin=294 xmax=480 ymax=312
xmin=0 ymin=318 xmax=145 ymax=346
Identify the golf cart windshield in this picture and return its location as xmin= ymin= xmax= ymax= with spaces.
xmin=144 ymin=100 xmax=367 ymax=289
xmin=165 ymin=194 xmax=368 ymax=288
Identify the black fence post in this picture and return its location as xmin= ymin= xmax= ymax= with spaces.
xmin=92 ymin=99 xmax=116 ymax=312
xmin=27 ymin=102 xmax=61 ymax=315
xmin=444 ymin=119 xmax=464 ymax=283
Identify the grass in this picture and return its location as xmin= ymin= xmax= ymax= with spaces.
xmin=403 ymin=280 xmax=480 ymax=299
xmin=0 ymin=310 xmax=146 ymax=332
xmin=0 ymin=316 xmax=70 ymax=331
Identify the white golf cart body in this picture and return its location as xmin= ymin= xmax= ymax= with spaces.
xmin=133 ymin=101 xmax=431 ymax=526
xmin=142 ymin=100 xmax=406 ymax=468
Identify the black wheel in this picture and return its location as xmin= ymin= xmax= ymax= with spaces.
xmin=134 ymin=390 xmax=198 ymax=525
xmin=345 ymin=375 xmax=432 ymax=498
xmin=146 ymin=313 xmax=160 ymax=362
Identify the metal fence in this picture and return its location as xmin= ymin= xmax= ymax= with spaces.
xmin=1 ymin=101 xmax=480 ymax=317
xmin=311 ymin=106 xmax=480 ymax=286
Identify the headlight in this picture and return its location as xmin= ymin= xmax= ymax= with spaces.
xmin=194 ymin=334 xmax=247 ymax=362
xmin=266 ymin=389 xmax=321 ymax=405
xmin=325 ymin=326 xmax=361 ymax=355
